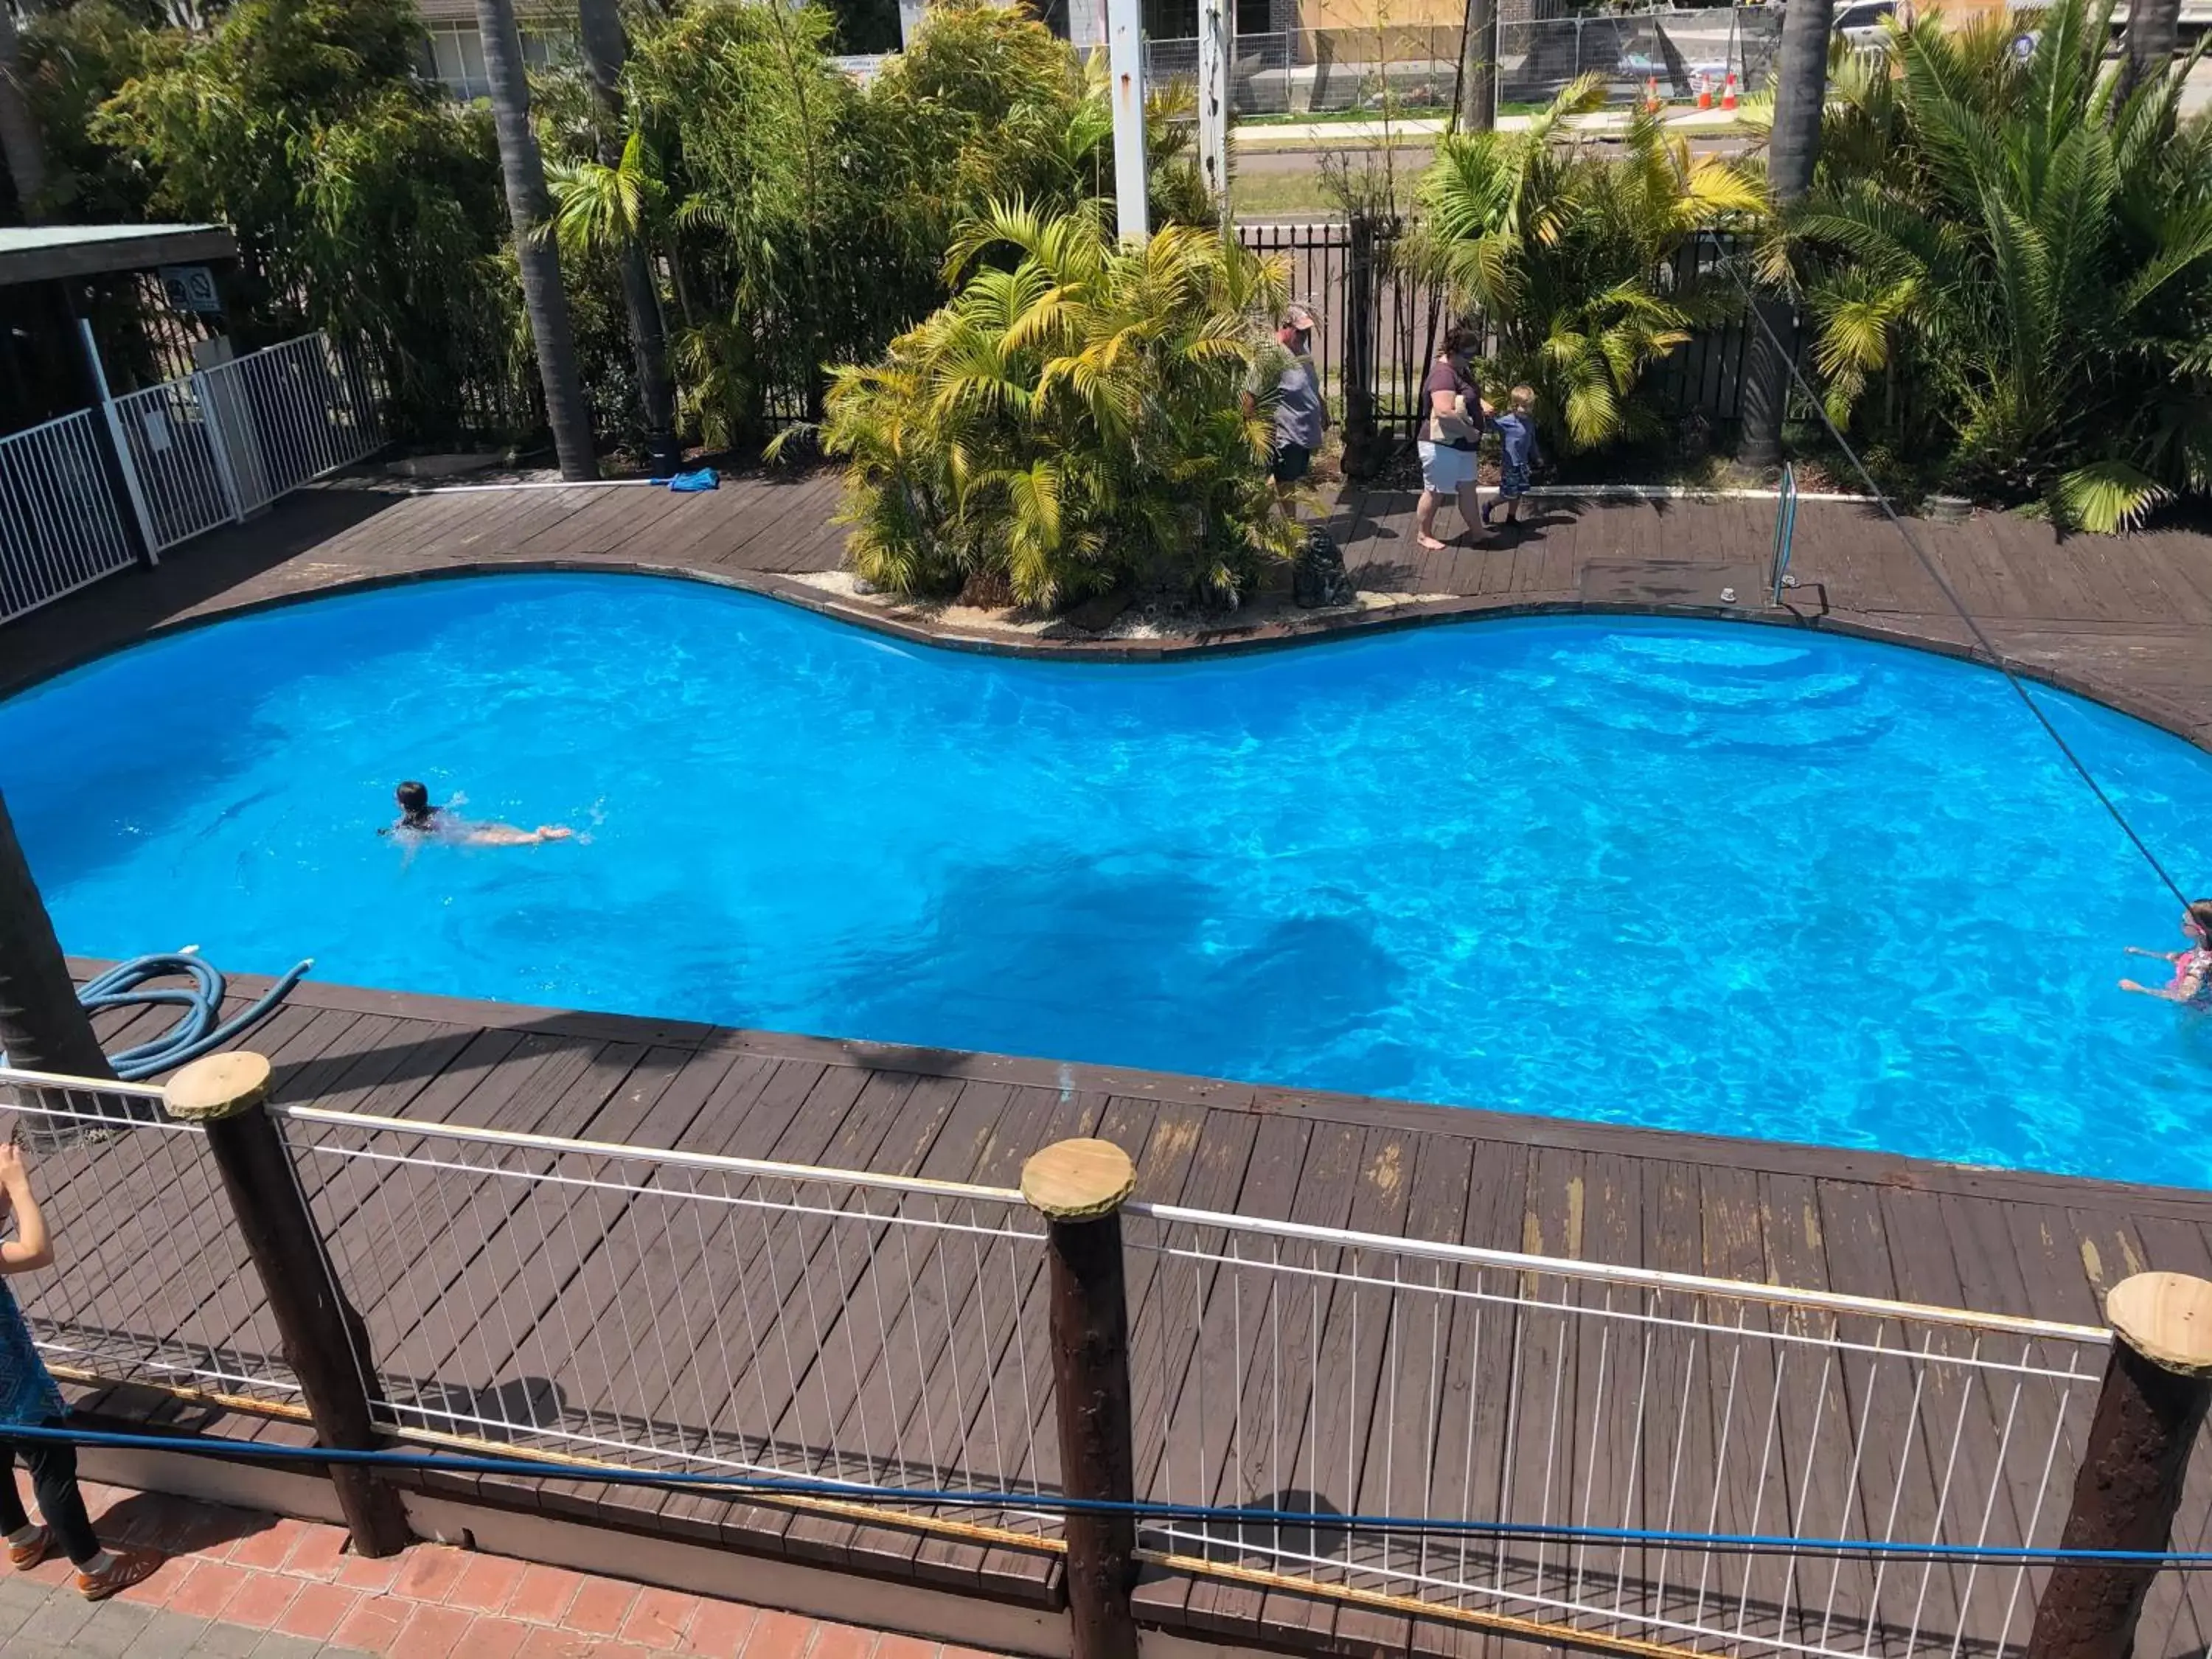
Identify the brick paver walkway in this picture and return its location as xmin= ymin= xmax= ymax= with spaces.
xmin=0 ymin=1473 xmax=1014 ymax=1658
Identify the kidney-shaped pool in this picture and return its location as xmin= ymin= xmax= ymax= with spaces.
xmin=4 ymin=573 xmax=2208 ymax=1184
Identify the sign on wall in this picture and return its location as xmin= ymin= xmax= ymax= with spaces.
xmin=158 ymin=264 xmax=223 ymax=314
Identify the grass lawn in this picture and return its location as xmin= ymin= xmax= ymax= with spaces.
xmin=1231 ymin=167 xmax=1345 ymax=217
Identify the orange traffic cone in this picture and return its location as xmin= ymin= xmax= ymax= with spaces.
xmin=1720 ymin=71 xmax=1739 ymax=112
xmin=1644 ymin=76 xmax=1662 ymax=114
xmin=1696 ymin=72 xmax=1714 ymax=109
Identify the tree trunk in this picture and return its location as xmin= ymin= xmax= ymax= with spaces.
xmin=476 ymin=0 xmax=598 ymax=481
xmin=576 ymin=0 xmax=680 ymax=476
xmin=0 ymin=4 xmax=49 ymax=221
xmin=1739 ymin=0 xmax=1833 ymax=468
xmin=1457 ymin=0 xmax=1498 ymax=131
xmin=2121 ymin=0 xmax=2180 ymax=101
xmin=0 ymin=790 xmax=113 ymax=1081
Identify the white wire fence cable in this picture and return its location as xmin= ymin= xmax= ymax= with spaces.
xmin=0 ymin=408 xmax=138 ymax=624
xmin=277 ymin=1105 xmax=1062 ymax=1540
xmin=1119 ymin=1202 xmax=2118 ymax=1659
xmin=198 ymin=333 xmax=383 ymax=515
xmin=0 ymin=1067 xmax=302 ymax=1411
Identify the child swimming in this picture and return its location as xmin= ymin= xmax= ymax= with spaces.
xmin=381 ymin=781 xmax=573 ymax=847
xmin=2119 ymin=900 xmax=2212 ymax=1005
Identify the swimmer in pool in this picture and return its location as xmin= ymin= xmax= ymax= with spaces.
xmin=382 ymin=781 xmax=573 ymax=846
xmin=2119 ymin=900 xmax=2212 ymax=1005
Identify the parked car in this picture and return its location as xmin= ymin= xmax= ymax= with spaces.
xmin=1833 ymin=0 xmax=1899 ymax=46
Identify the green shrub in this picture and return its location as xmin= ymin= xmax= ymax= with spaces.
xmin=1402 ymin=76 xmax=1764 ymax=452
xmin=819 ymin=204 xmax=1302 ymax=608
xmin=1778 ymin=0 xmax=2212 ymax=529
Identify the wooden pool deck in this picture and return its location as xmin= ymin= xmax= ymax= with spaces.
xmin=2 ymin=470 xmax=2210 ymax=750
xmin=55 ymin=961 xmax=2212 ymax=1659
xmin=8 ymin=473 xmax=2212 ymax=1655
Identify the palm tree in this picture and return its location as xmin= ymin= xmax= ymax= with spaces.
xmin=2122 ymin=0 xmax=2180 ymax=97
xmin=1739 ymin=0 xmax=1838 ymax=467
xmin=574 ymin=0 xmax=679 ymax=474
xmin=1405 ymin=78 xmax=1766 ymax=451
xmin=1779 ymin=0 xmax=2212 ymax=528
xmin=0 ymin=2 xmax=48 ymax=220
xmin=0 ymin=790 xmax=112 ymax=1082
xmin=1457 ymin=0 xmax=1498 ymax=132
xmin=475 ymin=0 xmax=598 ymax=480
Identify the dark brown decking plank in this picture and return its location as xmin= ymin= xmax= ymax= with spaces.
xmin=630 ymin=1063 xmax=957 ymax=1579
xmin=375 ymin=1041 xmax=655 ymax=1430
xmin=1182 ymin=1119 xmax=1360 ymax=1641
xmin=1812 ymin=1177 xmax=1921 ymax=1659
xmin=1697 ymin=1158 xmax=1797 ymax=1651
xmin=318 ymin=1030 xmax=614 ymax=1320
xmin=1756 ymin=1170 xmax=1874 ymax=1656
xmin=745 ymin=1071 xmax=998 ymax=1572
xmin=1264 ymin=1122 xmax=1418 ymax=1657
xmin=1546 ymin=1150 xmax=1645 ymax=1651
xmin=549 ymin=1060 xmax=863 ymax=1455
xmin=1404 ymin=1135 xmax=1535 ymax=1659
xmin=1334 ymin=1131 xmax=1474 ymax=1658
xmin=1638 ymin=1157 xmax=1725 ymax=1642
xmin=903 ymin=1084 xmax=1116 ymax=1596
xmin=1135 ymin=1113 xmax=1315 ymax=1635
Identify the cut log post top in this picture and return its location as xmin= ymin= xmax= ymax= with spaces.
xmin=161 ymin=1051 xmax=272 ymax=1122
xmin=2107 ymin=1272 xmax=2212 ymax=1376
xmin=1022 ymin=1138 xmax=1135 ymax=1220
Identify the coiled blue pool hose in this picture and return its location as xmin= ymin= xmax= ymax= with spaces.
xmin=74 ymin=951 xmax=315 ymax=1081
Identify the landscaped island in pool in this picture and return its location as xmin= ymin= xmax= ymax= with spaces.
xmin=4 ymin=572 xmax=2208 ymax=1186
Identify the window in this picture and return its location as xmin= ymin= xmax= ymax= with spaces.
xmin=422 ymin=19 xmax=569 ymax=100
xmin=425 ymin=21 xmax=490 ymax=100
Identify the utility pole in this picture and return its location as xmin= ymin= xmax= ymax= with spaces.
xmin=1105 ymin=0 xmax=1150 ymax=240
xmin=1197 ymin=0 xmax=1230 ymax=217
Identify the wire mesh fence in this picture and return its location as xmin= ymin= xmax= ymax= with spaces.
xmin=13 ymin=1052 xmax=2212 ymax=1658
xmin=280 ymin=1106 xmax=1062 ymax=1543
xmin=0 ymin=410 xmax=137 ymax=625
xmin=0 ymin=1068 xmax=302 ymax=1413
xmin=1119 ymin=1201 xmax=2133 ymax=1659
xmin=1145 ymin=8 xmax=1778 ymax=117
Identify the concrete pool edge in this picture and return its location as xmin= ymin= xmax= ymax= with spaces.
xmin=71 ymin=954 xmax=2212 ymax=1219
xmin=11 ymin=552 xmax=2211 ymax=757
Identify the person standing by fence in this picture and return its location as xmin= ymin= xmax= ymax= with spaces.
xmin=1416 ymin=329 xmax=1488 ymax=550
xmin=1242 ymin=305 xmax=1327 ymax=515
xmin=0 ymin=1143 xmax=157 ymax=1599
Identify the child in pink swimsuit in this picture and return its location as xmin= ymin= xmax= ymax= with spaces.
xmin=2120 ymin=900 xmax=2212 ymax=1005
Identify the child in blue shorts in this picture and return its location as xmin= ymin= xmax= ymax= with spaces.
xmin=1482 ymin=385 xmax=1541 ymax=532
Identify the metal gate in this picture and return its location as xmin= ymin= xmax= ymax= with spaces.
xmin=0 ymin=330 xmax=381 ymax=625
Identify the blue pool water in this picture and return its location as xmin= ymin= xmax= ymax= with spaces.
xmin=3 ymin=573 xmax=2208 ymax=1185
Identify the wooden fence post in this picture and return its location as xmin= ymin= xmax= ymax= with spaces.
xmin=1023 ymin=1138 xmax=1140 ymax=1659
xmin=164 ymin=1052 xmax=411 ymax=1558
xmin=2027 ymin=1271 xmax=2212 ymax=1659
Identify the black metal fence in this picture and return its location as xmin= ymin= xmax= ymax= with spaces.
xmin=1235 ymin=215 xmax=1791 ymax=458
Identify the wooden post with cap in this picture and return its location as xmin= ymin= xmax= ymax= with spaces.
xmin=164 ymin=1052 xmax=411 ymax=1557
xmin=1023 ymin=1138 xmax=1140 ymax=1659
xmin=2027 ymin=1271 xmax=2212 ymax=1659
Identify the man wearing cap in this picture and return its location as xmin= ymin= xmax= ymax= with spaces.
xmin=1241 ymin=304 xmax=1328 ymax=513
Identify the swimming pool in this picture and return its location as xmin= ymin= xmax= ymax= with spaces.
xmin=4 ymin=573 xmax=2208 ymax=1185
